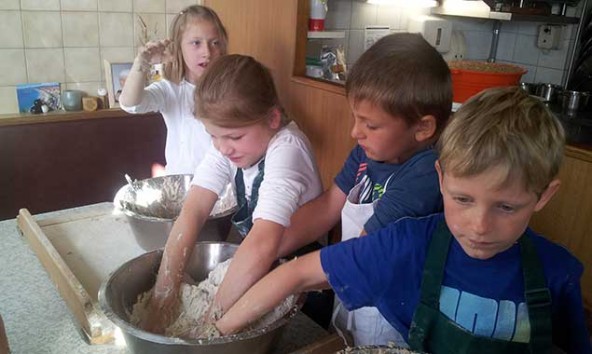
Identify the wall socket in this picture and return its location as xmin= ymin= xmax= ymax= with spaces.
xmin=364 ymin=26 xmax=391 ymax=51
xmin=537 ymin=24 xmax=562 ymax=50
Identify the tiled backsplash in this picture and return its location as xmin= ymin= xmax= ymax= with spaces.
xmin=0 ymin=0 xmax=199 ymax=114
xmin=0 ymin=0 xmax=587 ymax=114
xmin=320 ymin=0 xmax=585 ymax=88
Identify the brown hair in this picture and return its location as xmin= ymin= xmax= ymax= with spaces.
xmin=195 ymin=54 xmax=287 ymax=128
xmin=164 ymin=5 xmax=228 ymax=84
xmin=346 ymin=33 xmax=452 ymax=136
xmin=438 ymin=86 xmax=565 ymax=195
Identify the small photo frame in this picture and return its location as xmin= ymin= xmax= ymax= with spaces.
xmin=16 ymin=82 xmax=61 ymax=114
xmin=104 ymin=60 xmax=133 ymax=108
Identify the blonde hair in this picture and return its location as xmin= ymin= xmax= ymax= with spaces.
xmin=195 ymin=54 xmax=288 ymax=128
xmin=437 ymin=86 xmax=565 ymax=195
xmin=164 ymin=5 xmax=228 ymax=84
xmin=346 ymin=33 xmax=452 ymax=136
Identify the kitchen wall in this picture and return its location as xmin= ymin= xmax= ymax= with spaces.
xmin=0 ymin=0 xmax=200 ymax=114
xmin=321 ymin=0 xmax=586 ymax=87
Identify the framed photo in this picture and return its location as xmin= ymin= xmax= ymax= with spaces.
xmin=16 ymin=82 xmax=61 ymax=114
xmin=104 ymin=60 xmax=133 ymax=108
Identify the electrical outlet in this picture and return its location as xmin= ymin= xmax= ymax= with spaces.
xmin=537 ymin=25 xmax=562 ymax=50
xmin=364 ymin=26 xmax=391 ymax=51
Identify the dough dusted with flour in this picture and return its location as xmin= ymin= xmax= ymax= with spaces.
xmin=130 ymin=258 xmax=296 ymax=339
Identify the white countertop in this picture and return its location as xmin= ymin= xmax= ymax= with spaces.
xmin=0 ymin=203 xmax=329 ymax=354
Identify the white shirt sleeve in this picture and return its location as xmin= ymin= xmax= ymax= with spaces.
xmin=252 ymin=122 xmax=322 ymax=227
xmin=191 ymin=143 xmax=234 ymax=196
xmin=120 ymin=80 xmax=212 ymax=175
xmin=119 ymin=80 xmax=168 ymax=114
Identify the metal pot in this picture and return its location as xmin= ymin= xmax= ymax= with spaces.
xmin=99 ymin=242 xmax=304 ymax=354
xmin=519 ymin=82 xmax=536 ymax=95
xmin=113 ymin=174 xmax=237 ymax=251
xmin=536 ymin=83 xmax=563 ymax=103
xmin=562 ymin=90 xmax=591 ymax=115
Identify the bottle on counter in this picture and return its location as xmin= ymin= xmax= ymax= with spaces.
xmin=97 ymin=88 xmax=109 ymax=109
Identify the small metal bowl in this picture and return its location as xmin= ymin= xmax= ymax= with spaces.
xmin=99 ymin=242 xmax=304 ymax=354
xmin=113 ymin=174 xmax=237 ymax=251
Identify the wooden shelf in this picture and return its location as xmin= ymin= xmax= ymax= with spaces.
xmin=0 ymin=108 xmax=141 ymax=127
xmin=307 ymin=31 xmax=346 ymax=39
xmin=432 ymin=7 xmax=579 ymax=24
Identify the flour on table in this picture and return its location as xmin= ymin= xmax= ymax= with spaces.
xmin=130 ymin=258 xmax=296 ymax=339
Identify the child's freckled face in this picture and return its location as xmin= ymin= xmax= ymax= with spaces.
xmin=437 ymin=164 xmax=545 ymax=260
xmin=349 ymin=99 xmax=421 ymax=164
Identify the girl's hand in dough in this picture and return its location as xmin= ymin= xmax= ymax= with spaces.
xmin=140 ymin=290 xmax=178 ymax=334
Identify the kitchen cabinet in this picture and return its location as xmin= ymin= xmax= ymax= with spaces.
xmin=0 ymin=110 xmax=166 ymax=220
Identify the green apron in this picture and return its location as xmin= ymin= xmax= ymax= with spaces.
xmin=408 ymin=222 xmax=552 ymax=354
xmin=231 ymin=159 xmax=265 ymax=238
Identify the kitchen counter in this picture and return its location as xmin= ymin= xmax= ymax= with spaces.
xmin=0 ymin=204 xmax=331 ymax=354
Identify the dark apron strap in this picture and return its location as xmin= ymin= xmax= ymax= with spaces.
xmin=519 ymin=235 xmax=552 ymax=353
xmin=232 ymin=159 xmax=265 ymax=237
xmin=408 ymin=221 xmax=451 ymax=349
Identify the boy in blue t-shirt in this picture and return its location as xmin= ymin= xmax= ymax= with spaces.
xmin=215 ymin=87 xmax=592 ymax=353
xmin=276 ymin=32 xmax=452 ymax=346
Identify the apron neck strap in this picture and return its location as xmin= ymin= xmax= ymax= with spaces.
xmin=519 ymin=235 xmax=552 ymax=353
xmin=418 ymin=220 xmax=451 ymax=307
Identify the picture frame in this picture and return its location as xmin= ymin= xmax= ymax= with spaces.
xmin=16 ymin=82 xmax=61 ymax=114
xmin=104 ymin=60 xmax=133 ymax=108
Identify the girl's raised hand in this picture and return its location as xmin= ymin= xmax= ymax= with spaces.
xmin=138 ymin=39 xmax=173 ymax=66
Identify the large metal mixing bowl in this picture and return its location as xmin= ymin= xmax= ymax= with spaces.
xmin=99 ymin=242 xmax=304 ymax=354
xmin=113 ymin=174 xmax=238 ymax=251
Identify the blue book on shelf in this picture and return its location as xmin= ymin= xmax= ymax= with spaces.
xmin=16 ymin=82 xmax=61 ymax=114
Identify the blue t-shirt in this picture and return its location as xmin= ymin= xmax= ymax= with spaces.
xmin=334 ymin=145 xmax=442 ymax=233
xmin=320 ymin=213 xmax=591 ymax=354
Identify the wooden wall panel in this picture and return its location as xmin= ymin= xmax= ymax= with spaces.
xmin=204 ymin=0 xmax=298 ymax=112
xmin=289 ymin=81 xmax=354 ymax=188
xmin=0 ymin=113 xmax=166 ymax=220
xmin=529 ymin=146 xmax=592 ymax=310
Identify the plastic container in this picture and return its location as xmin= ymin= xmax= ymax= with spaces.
xmin=448 ymin=61 xmax=527 ymax=103
xmin=309 ymin=0 xmax=327 ymax=31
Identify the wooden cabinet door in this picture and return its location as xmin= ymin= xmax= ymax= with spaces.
xmin=204 ymin=0 xmax=299 ymax=107
xmin=529 ymin=146 xmax=592 ymax=311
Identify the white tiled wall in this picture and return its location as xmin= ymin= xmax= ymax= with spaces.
xmin=0 ymin=0 xmax=199 ymax=114
xmin=321 ymin=0 xmax=586 ymax=87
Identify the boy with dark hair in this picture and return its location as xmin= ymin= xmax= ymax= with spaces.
xmin=276 ymin=32 xmax=452 ymax=346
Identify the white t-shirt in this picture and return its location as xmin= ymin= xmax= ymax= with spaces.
xmin=192 ymin=121 xmax=322 ymax=228
xmin=120 ymin=79 xmax=211 ymax=175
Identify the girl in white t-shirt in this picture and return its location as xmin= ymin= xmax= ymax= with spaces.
xmin=119 ymin=5 xmax=228 ymax=175
xmin=140 ymin=54 xmax=323 ymax=335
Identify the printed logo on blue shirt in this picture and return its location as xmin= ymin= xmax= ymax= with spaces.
xmin=440 ymin=286 xmax=530 ymax=342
